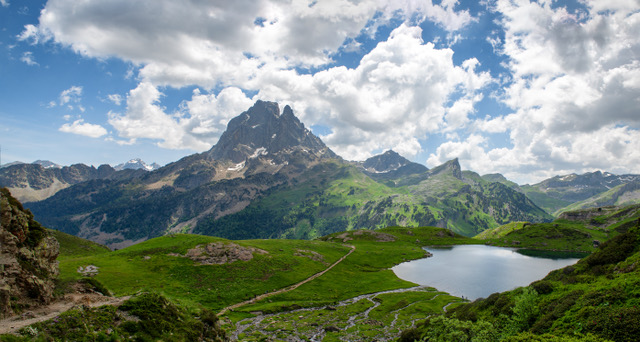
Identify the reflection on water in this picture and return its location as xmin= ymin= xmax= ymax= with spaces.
xmin=392 ymin=244 xmax=581 ymax=300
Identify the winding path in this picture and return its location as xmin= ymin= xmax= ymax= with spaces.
xmin=217 ymin=244 xmax=356 ymax=316
xmin=0 ymin=294 xmax=131 ymax=335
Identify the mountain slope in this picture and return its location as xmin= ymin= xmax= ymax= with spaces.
xmin=0 ymin=163 xmax=144 ymax=203
xmin=26 ymin=101 xmax=550 ymax=247
xmin=522 ymin=171 xmax=640 ymax=214
xmin=359 ymin=150 xmax=428 ymax=185
xmin=27 ymin=101 xmax=341 ymax=248
xmin=556 ymin=180 xmax=640 ymax=215
xmin=196 ymin=158 xmax=551 ymax=239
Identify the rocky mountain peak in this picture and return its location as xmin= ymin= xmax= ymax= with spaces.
xmin=363 ymin=150 xmax=411 ymax=173
xmin=428 ymin=158 xmax=462 ymax=180
xmin=207 ymin=100 xmax=335 ymax=163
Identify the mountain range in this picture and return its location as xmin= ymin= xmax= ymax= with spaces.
xmin=2 ymin=100 xmax=639 ymax=248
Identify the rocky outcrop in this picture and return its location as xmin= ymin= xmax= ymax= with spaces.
xmin=170 ymin=242 xmax=268 ymax=265
xmin=0 ymin=188 xmax=59 ymax=319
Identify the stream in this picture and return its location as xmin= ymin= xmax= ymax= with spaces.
xmin=227 ymin=286 xmax=463 ymax=341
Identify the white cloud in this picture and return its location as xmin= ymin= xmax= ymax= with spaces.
xmin=59 ymin=86 xmax=83 ymax=106
xmin=251 ymin=24 xmax=491 ymax=160
xmin=23 ymin=0 xmax=475 ymax=88
xmin=464 ymin=0 xmax=640 ymax=183
xmin=107 ymin=94 xmax=122 ymax=106
xmin=108 ymin=83 xmax=254 ymax=150
xmin=20 ymin=51 xmax=38 ymax=66
xmin=59 ymin=119 xmax=107 ymax=138
xmin=0 ymin=0 xmax=9 ymax=8
xmin=17 ymin=24 xmax=42 ymax=43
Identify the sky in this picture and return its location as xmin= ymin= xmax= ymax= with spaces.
xmin=1 ymin=0 xmax=639 ymax=185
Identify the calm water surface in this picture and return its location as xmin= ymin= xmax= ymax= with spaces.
xmin=392 ymin=245 xmax=581 ymax=300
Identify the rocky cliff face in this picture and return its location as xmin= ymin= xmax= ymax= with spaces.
xmin=0 ymin=188 xmax=59 ymax=319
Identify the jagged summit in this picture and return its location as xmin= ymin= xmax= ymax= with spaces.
xmin=207 ymin=100 xmax=335 ymax=163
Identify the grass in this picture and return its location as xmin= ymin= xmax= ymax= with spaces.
xmin=476 ymin=205 xmax=640 ymax=252
xmin=56 ymin=234 xmax=350 ymax=311
xmin=480 ymin=222 xmax=609 ymax=252
xmin=48 ymin=229 xmax=111 ymax=259
xmin=474 ymin=222 xmax=528 ymax=240
xmin=230 ymin=227 xmax=476 ymax=315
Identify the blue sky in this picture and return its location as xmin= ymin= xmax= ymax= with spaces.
xmin=1 ymin=0 xmax=639 ymax=184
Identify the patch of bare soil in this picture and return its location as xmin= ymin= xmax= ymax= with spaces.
xmin=294 ymin=249 xmax=328 ymax=265
xmin=168 ymin=242 xmax=268 ymax=265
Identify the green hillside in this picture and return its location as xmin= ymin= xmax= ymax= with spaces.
xmin=195 ymin=162 xmax=551 ymax=240
xmin=48 ymin=229 xmax=111 ymax=259
xmin=476 ymin=204 xmax=640 ymax=252
xmin=474 ymin=221 xmax=529 ymax=240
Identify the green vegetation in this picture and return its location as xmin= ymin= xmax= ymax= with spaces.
xmin=403 ymin=223 xmax=640 ymax=342
xmin=235 ymin=288 xmax=462 ymax=341
xmin=8 ymin=200 xmax=640 ymax=341
xmin=481 ymin=222 xmax=608 ymax=252
xmin=55 ymin=234 xmax=350 ymax=311
xmin=195 ymin=163 xmax=551 ymax=242
xmin=1 ymin=293 xmax=226 ymax=342
xmin=477 ymin=205 xmax=640 ymax=252
xmin=474 ymin=222 xmax=528 ymax=240
xmin=35 ymin=224 xmax=478 ymax=341
xmin=48 ymin=229 xmax=110 ymax=259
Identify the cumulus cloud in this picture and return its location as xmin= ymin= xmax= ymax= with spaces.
xmin=25 ymin=0 xmax=482 ymax=157
xmin=22 ymin=0 xmax=475 ymax=87
xmin=59 ymin=119 xmax=107 ymax=138
xmin=461 ymin=0 xmax=640 ymax=183
xmin=108 ymin=83 xmax=254 ymax=150
xmin=252 ymin=24 xmax=490 ymax=160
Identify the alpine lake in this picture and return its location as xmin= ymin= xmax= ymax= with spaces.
xmin=392 ymin=244 xmax=586 ymax=300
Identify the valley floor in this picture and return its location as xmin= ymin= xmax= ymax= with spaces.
xmin=226 ymin=286 xmax=462 ymax=341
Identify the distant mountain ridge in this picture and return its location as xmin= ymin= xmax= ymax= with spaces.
xmin=0 ymin=163 xmax=144 ymax=203
xmin=114 ymin=158 xmax=161 ymax=171
xmin=520 ymin=171 xmax=640 ymax=214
